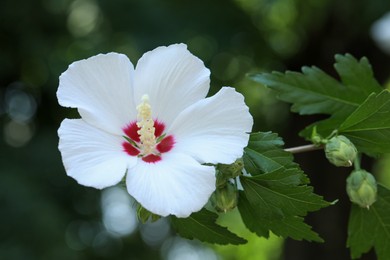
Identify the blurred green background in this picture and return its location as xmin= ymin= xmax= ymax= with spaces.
xmin=2 ymin=0 xmax=390 ymax=259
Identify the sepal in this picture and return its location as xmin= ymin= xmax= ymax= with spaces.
xmin=346 ymin=169 xmax=377 ymax=209
xmin=325 ymin=135 xmax=357 ymax=167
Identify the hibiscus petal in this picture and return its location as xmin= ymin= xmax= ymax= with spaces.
xmin=168 ymin=87 xmax=253 ymax=164
xmin=58 ymin=119 xmax=136 ymax=189
xmin=126 ymin=152 xmax=216 ymax=218
xmin=133 ymin=44 xmax=210 ymax=126
xmin=57 ymin=53 xmax=136 ymax=135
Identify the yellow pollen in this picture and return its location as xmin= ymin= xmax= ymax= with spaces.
xmin=136 ymin=95 xmax=156 ymax=155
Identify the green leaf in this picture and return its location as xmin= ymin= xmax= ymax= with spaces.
xmin=251 ymin=54 xmax=381 ymax=117
xmin=270 ymin=215 xmax=323 ymax=242
xmin=238 ymin=190 xmax=324 ymax=242
xmin=251 ymin=67 xmax=358 ymax=116
xmin=251 ymin=54 xmax=384 ymax=143
xmin=238 ymin=192 xmax=270 ymax=238
xmin=250 ymin=167 xmax=302 ymax=187
xmin=171 ymin=208 xmax=247 ymax=245
xmin=240 ymin=132 xmax=330 ymax=242
xmin=347 ymin=185 xmax=390 ymax=260
xmin=240 ymin=172 xmax=329 ymax=219
xmin=339 ymin=90 xmax=390 ymax=154
xmin=334 ymin=54 xmax=383 ymax=97
xmin=244 ymin=132 xmax=303 ymax=175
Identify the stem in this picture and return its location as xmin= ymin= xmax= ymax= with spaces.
xmin=284 ymin=144 xmax=323 ymax=154
xmin=354 ymin=154 xmax=361 ymax=170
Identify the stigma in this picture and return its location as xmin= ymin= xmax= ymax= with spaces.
xmin=136 ymin=95 xmax=157 ymax=155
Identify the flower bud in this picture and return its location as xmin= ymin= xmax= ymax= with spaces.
xmin=217 ymin=158 xmax=244 ymax=179
xmin=210 ymin=182 xmax=238 ymax=213
xmin=346 ymin=169 xmax=377 ymax=209
xmin=325 ymin=135 xmax=357 ymax=167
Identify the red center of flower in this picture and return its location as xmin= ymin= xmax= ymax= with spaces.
xmin=122 ymin=120 xmax=175 ymax=163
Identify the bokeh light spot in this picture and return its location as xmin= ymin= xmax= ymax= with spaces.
xmin=3 ymin=121 xmax=34 ymax=147
xmin=140 ymin=217 xmax=171 ymax=249
xmin=371 ymin=11 xmax=390 ymax=55
xmin=162 ymin=237 xmax=218 ymax=260
xmin=101 ymin=187 xmax=138 ymax=237
xmin=67 ymin=0 xmax=101 ymax=37
xmin=5 ymin=85 xmax=37 ymax=123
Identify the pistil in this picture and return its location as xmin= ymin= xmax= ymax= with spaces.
xmin=136 ymin=95 xmax=156 ymax=155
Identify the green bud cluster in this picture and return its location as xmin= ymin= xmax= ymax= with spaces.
xmin=217 ymin=158 xmax=244 ymax=180
xmin=215 ymin=158 xmax=244 ymax=188
xmin=346 ymin=169 xmax=377 ymax=209
xmin=325 ymin=135 xmax=357 ymax=167
xmin=211 ymin=158 xmax=243 ymax=212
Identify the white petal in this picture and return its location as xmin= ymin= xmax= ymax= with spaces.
xmin=168 ymin=87 xmax=253 ymax=164
xmin=126 ymin=152 xmax=216 ymax=217
xmin=133 ymin=44 xmax=210 ymax=126
xmin=57 ymin=53 xmax=136 ymax=135
xmin=58 ymin=119 xmax=136 ymax=189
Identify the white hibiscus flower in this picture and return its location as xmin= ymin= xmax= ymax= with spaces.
xmin=57 ymin=43 xmax=253 ymax=218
